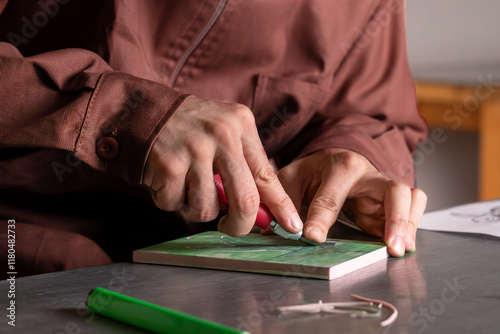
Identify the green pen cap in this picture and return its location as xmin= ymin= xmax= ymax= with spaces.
xmin=86 ymin=287 xmax=250 ymax=334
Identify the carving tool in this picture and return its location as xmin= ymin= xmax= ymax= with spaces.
xmin=214 ymin=174 xmax=321 ymax=246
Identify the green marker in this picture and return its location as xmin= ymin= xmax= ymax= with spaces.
xmin=86 ymin=287 xmax=249 ymax=334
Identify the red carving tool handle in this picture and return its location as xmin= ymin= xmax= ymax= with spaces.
xmin=213 ymin=174 xmax=273 ymax=230
xmin=213 ymin=174 xmax=320 ymax=246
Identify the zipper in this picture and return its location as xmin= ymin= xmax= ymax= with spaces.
xmin=168 ymin=0 xmax=228 ymax=88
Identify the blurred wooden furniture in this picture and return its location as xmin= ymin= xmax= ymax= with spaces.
xmin=415 ymin=81 xmax=500 ymax=200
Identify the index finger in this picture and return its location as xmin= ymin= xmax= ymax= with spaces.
xmin=384 ymin=181 xmax=412 ymax=257
xmin=243 ymin=138 xmax=303 ymax=234
xmin=303 ymin=175 xmax=353 ymax=243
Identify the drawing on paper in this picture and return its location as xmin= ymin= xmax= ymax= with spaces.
xmin=451 ymin=205 xmax=500 ymax=224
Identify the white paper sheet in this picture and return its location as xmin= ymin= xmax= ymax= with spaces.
xmin=419 ymin=199 xmax=500 ymax=237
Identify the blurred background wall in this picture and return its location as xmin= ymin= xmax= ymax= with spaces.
xmin=406 ymin=0 xmax=500 ymax=211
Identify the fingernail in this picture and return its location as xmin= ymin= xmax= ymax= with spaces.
xmin=290 ymin=212 xmax=303 ymax=232
xmin=217 ymin=215 xmax=227 ymax=232
xmin=307 ymin=227 xmax=325 ymax=243
xmin=406 ymin=244 xmax=416 ymax=253
xmin=389 ymin=236 xmax=405 ymax=257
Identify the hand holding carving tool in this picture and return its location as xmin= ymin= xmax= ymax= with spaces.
xmin=214 ymin=174 xmax=320 ymax=246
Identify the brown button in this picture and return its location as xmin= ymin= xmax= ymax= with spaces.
xmin=96 ymin=137 xmax=120 ymax=161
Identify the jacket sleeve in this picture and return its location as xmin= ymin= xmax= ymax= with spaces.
xmin=288 ymin=1 xmax=428 ymax=187
xmin=0 ymin=42 xmax=190 ymax=192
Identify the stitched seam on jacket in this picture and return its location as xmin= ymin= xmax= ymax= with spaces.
xmin=74 ymin=72 xmax=109 ymax=152
xmin=162 ymin=0 xmax=212 ymax=75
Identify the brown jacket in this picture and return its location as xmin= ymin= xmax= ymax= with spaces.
xmin=0 ymin=0 xmax=427 ymax=276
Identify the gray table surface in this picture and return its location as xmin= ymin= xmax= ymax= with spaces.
xmin=1 ymin=226 xmax=499 ymax=334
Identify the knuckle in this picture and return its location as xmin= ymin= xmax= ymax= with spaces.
xmin=187 ymin=208 xmax=219 ymax=222
xmin=233 ymin=103 xmax=254 ymax=121
xmin=311 ymin=194 xmax=342 ymax=215
xmin=185 ymin=190 xmax=219 ymax=222
xmin=237 ymin=191 xmax=260 ymax=215
xmin=202 ymin=210 xmax=219 ymax=222
xmin=274 ymin=194 xmax=291 ymax=210
xmin=386 ymin=179 xmax=405 ymax=191
xmin=189 ymin=141 xmax=213 ymax=162
xmin=332 ymin=150 xmax=363 ymax=169
xmin=256 ymin=164 xmax=278 ymax=183
xmin=214 ymin=121 xmax=238 ymax=147
xmin=407 ymin=218 xmax=419 ymax=231
xmin=164 ymin=159 xmax=186 ymax=181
